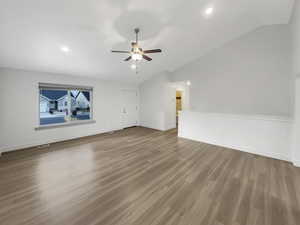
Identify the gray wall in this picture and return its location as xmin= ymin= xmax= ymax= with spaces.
xmin=171 ymin=25 xmax=293 ymax=117
xmin=291 ymin=1 xmax=300 ymax=166
xmin=292 ymin=0 xmax=300 ymax=76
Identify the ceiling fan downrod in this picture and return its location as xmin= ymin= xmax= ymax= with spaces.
xmin=134 ymin=28 xmax=140 ymax=44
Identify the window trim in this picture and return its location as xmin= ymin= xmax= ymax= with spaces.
xmin=36 ymin=83 xmax=94 ymax=130
xmin=35 ymin=119 xmax=96 ymax=130
xmin=39 ymin=83 xmax=93 ymax=91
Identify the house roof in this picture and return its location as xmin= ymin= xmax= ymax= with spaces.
xmin=82 ymin=92 xmax=90 ymax=101
xmin=40 ymin=95 xmax=51 ymax=101
xmin=40 ymin=90 xmax=90 ymax=101
xmin=71 ymin=91 xmax=90 ymax=101
xmin=70 ymin=91 xmax=80 ymax=99
xmin=40 ymin=90 xmax=67 ymax=100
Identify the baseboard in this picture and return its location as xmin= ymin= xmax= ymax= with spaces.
xmin=139 ymin=124 xmax=165 ymax=131
xmin=0 ymin=128 xmax=122 ymax=154
xmin=179 ymin=135 xmax=291 ymax=162
xmin=293 ymin=160 xmax=300 ymax=167
xmin=140 ymin=124 xmax=177 ymax=131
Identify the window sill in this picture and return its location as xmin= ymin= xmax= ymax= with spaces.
xmin=35 ymin=120 xmax=96 ymax=130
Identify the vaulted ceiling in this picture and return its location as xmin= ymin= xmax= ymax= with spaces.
xmin=0 ymin=0 xmax=295 ymax=83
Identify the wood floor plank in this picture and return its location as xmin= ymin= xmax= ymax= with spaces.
xmin=1 ymin=127 xmax=300 ymax=225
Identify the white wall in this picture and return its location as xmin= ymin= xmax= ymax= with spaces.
xmin=291 ymin=1 xmax=300 ymax=166
xmin=171 ymin=25 xmax=293 ymax=117
xmin=292 ymin=78 xmax=300 ymax=166
xmin=0 ymin=68 xmax=138 ymax=153
xmin=292 ymin=0 xmax=300 ymax=76
xmin=139 ymin=72 xmax=176 ymax=131
xmin=179 ymin=111 xmax=292 ymax=162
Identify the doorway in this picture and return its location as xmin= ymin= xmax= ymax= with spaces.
xmin=176 ymin=91 xmax=182 ymax=127
xmin=170 ymin=81 xmax=191 ymax=130
xmin=122 ymin=90 xmax=139 ymax=128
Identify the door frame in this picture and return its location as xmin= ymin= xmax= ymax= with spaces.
xmin=121 ymin=89 xmax=139 ymax=129
xmin=170 ymin=81 xmax=191 ymax=128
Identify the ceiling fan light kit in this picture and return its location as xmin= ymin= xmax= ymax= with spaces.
xmin=111 ymin=28 xmax=162 ymax=72
xmin=132 ymin=53 xmax=143 ymax=61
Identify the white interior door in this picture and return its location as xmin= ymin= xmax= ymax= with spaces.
xmin=122 ymin=90 xmax=138 ymax=128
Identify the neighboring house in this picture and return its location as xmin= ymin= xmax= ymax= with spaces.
xmin=39 ymin=95 xmax=50 ymax=113
xmin=76 ymin=92 xmax=90 ymax=109
xmin=71 ymin=91 xmax=90 ymax=110
xmin=57 ymin=95 xmax=69 ymax=111
xmin=40 ymin=90 xmax=90 ymax=113
xmin=40 ymin=90 xmax=68 ymax=112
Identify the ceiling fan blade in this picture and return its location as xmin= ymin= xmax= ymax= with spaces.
xmin=111 ymin=50 xmax=130 ymax=53
xmin=143 ymin=55 xmax=152 ymax=61
xmin=143 ymin=49 xmax=162 ymax=54
xmin=124 ymin=56 xmax=132 ymax=61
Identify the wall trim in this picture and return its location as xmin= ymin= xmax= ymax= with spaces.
xmin=182 ymin=112 xmax=293 ymax=123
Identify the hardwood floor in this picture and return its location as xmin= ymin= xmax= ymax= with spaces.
xmin=1 ymin=127 xmax=300 ymax=225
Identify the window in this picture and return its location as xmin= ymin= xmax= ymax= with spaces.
xmin=39 ymin=83 xmax=93 ymax=126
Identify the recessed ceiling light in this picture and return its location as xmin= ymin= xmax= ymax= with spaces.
xmin=60 ymin=46 xmax=70 ymax=53
xmin=187 ymin=80 xmax=191 ymax=86
xmin=205 ymin=7 xmax=214 ymax=15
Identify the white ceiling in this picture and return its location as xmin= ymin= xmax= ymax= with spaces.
xmin=0 ymin=0 xmax=295 ymax=83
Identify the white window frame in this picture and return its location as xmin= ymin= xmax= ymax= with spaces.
xmin=36 ymin=83 xmax=95 ymax=130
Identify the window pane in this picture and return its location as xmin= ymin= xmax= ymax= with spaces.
xmin=70 ymin=90 xmax=91 ymax=121
xmin=39 ymin=90 xmax=68 ymax=125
